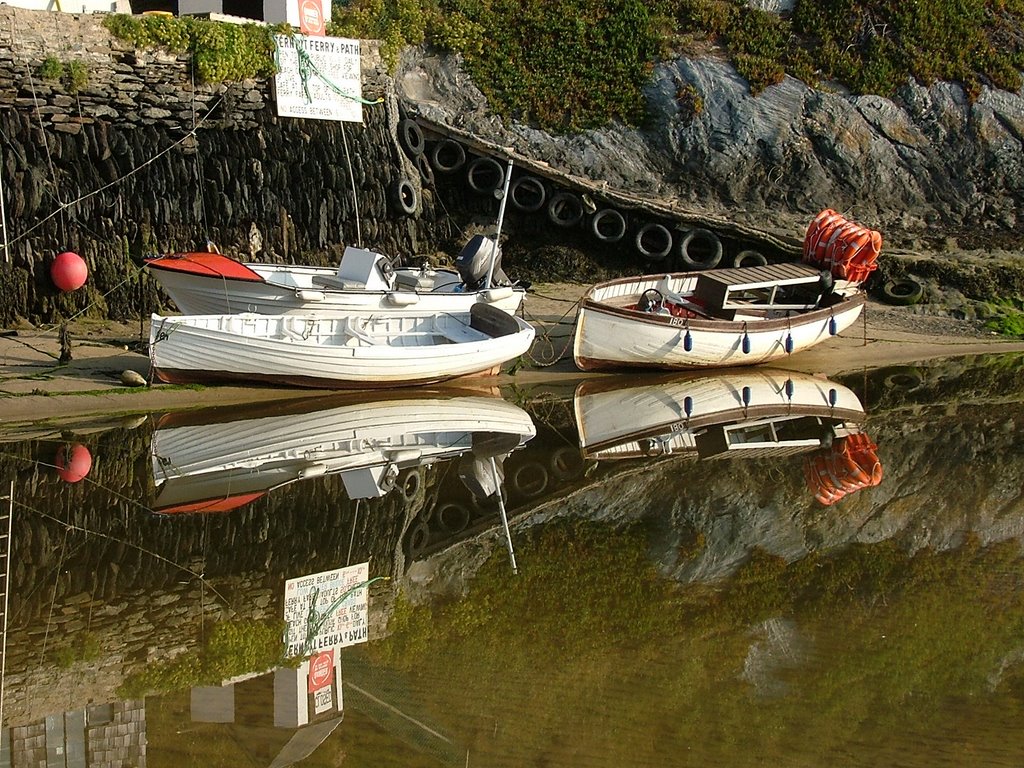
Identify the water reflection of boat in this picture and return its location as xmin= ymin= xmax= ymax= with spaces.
xmin=575 ymin=369 xmax=866 ymax=461
xmin=150 ymin=389 xmax=537 ymax=514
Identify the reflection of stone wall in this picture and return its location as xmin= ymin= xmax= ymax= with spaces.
xmin=0 ymin=6 xmax=449 ymax=324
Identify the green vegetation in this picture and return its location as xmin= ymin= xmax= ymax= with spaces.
xmin=104 ymin=1 xmax=1024 ymax=130
xmin=983 ymin=296 xmax=1024 ymax=336
xmin=368 ymin=521 xmax=1024 ymax=764
xmin=38 ymin=56 xmax=90 ymax=92
xmin=103 ymin=13 xmax=289 ymax=83
xmin=118 ymin=618 xmax=289 ymax=697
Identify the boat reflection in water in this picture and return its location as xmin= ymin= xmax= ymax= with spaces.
xmin=150 ymin=387 xmax=537 ymax=514
xmin=574 ymin=368 xmax=883 ymax=504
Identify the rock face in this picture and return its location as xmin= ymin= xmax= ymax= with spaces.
xmin=397 ymin=48 xmax=1024 ymax=250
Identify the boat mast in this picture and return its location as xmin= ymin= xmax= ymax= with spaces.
xmin=484 ymin=157 xmax=514 ymax=290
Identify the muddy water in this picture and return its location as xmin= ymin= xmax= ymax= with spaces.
xmin=1 ymin=354 xmax=1023 ymax=766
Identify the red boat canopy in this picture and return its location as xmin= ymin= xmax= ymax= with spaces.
xmin=145 ymin=253 xmax=265 ymax=283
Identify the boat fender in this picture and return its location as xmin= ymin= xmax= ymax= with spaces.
xmin=509 ymin=175 xmax=547 ymax=213
xmin=296 ymin=290 xmax=326 ymax=302
xmin=590 ymin=208 xmax=627 ymax=243
xmin=390 ymin=178 xmax=419 ymax=215
xmin=398 ymin=118 xmax=425 ymax=156
xmin=437 ymin=501 xmax=471 ymax=533
xmin=880 ymin=277 xmax=924 ymax=306
xmin=547 ymin=191 xmax=584 ymax=227
xmin=415 ymin=152 xmax=434 ymax=187
xmin=466 ymin=156 xmax=505 ymax=194
xmin=635 ymin=222 xmax=673 ymax=261
xmin=509 ymin=460 xmax=550 ymax=498
xmin=733 ymin=249 xmax=768 ymax=268
xmin=431 ymin=138 xmax=466 ymax=174
xmin=482 ymin=286 xmax=515 ymax=302
xmin=386 ymin=292 xmax=420 ymax=306
xmin=679 ymin=228 xmax=723 ymax=269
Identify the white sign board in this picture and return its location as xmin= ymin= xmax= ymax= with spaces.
xmin=274 ymin=34 xmax=363 ymax=122
xmin=284 ymin=562 xmax=370 ymax=656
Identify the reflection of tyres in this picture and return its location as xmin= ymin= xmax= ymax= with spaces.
xmin=679 ymin=228 xmax=723 ymax=269
xmin=399 ymin=468 xmax=422 ymax=502
xmin=466 ymin=156 xmax=504 ymax=194
xmin=406 ymin=519 xmax=429 ymax=559
xmin=509 ymin=460 xmax=549 ymax=498
xmin=390 ymin=178 xmax=418 ymax=215
xmin=547 ymin=191 xmax=584 ymax=227
xmin=431 ymin=138 xmax=466 ymax=173
xmin=636 ymin=222 xmax=673 ymax=261
xmin=549 ymin=445 xmax=584 ymax=481
xmin=881 ymin=278 xmax=924 ymax=306
xmin=437 ymin=502 xmax=471 ymax=533
xmin=509 ymin=175 xmax=546 ymax=212
xmin=733 ymin=249 xmax=767 ymax=268
xmin=398 ymin=118 xmax=425 ymax=156
xmin=883 ymin=366 xmax=923 ymax=391
xmin=591 ymin=208 xmax=626 ymax=243
xmin=415 ymin=153 xmax=434 ymax=187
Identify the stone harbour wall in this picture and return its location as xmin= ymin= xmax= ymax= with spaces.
xmin=0 ymin=6 xmax=449 ymax=324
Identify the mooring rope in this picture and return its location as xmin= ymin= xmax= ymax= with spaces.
xmin=521 ymin=295 xmax=581 ymax=367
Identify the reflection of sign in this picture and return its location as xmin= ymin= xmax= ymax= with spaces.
xmin=300 ymin=0 xmax=325 ymax=35
xmin=308 ymin=650 xmax=334 ymax=693
xmin=274 ymin=34 xmax=363 ymax=123
xmin=284 ymin=562 xmax=370 ymax=656
xmin=314 ymin=686 xmax=333 ymax=714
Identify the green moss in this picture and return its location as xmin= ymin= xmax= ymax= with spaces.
xmin=38 ymin=56 xmax=63 ymax=81
xmin=103 ymin=13 xmax=287 ymax=83
xmin=982 ymin=296 xmax=1024 ymax=337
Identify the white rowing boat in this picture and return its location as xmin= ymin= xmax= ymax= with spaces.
xmin=148 ymin=303 xmax=535 ymax=389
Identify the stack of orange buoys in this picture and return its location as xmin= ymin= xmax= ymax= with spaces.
xmin=803 ymin=432 xmax=883 ymax=505
xmin=802 ymin=209 xmax=882 ymax=284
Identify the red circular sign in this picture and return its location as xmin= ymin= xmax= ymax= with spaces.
xmin=308 ymin=651 xmax=333 ymax=691
xmin=300 ymin=0 xmax=325 ymax=36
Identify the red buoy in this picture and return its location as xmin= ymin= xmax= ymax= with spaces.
xmin=56 ymin=443 xmax=92 ymax=483
xmin=51 ymin=251 xmax=88 ymax=292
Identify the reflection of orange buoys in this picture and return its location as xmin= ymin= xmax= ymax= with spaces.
xmin=56 ymin=443 xmax=92 ymax=483
xmin=804 ymin=433 xmax=882 ymax=505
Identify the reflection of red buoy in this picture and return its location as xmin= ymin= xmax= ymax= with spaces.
xmin=51 ymin=251 xmax=88 ymax=292
xmin=56 ymin=444 xmax=92 ymax=483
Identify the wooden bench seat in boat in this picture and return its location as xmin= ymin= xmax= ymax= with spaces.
xmin=692 ymin=262 xmax=827 ymax=319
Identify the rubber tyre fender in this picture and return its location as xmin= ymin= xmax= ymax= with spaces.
xmin=398 ymin=118 xmax=425 ymax=157
xmin=390 ymin=178 xmax=418 ymax=216
xmin=405 ymin=519 xmax=430 ymax=560
xmin=466 ymin=156 xmax=504 ymax=194
xmin=549 ymin=445 xmax=584 ymax=481
xmin=882 ymin=366 xmax=923 ymax=391
xmin=398 ymin=468 xmax=422 ymax=502
xmin=509 ymin=460 xmax=550 ymax=499
xmin=880 ymin=278 xmax=924 ymax=306
xmin=436 ymin=501 xmax=471 ymax=534
xmin=509 ymin=175 xmax=547 ymax=213
xmin=635 ymin=222 xmax=673 ymax=261
xmin=591 ymin=208 xmax=627 ymax=243
xmin=547 ymin=191 xmax=584 ymax=227
xmin=679 ymin=228 xmax=723 ymax=269
xmin=431 ymin=138 xmax=466 ymax=174
xmin=415 ymin=153 xmax=434 ymax=188
xmin=733 ymin=249 xmax=768 ymax=268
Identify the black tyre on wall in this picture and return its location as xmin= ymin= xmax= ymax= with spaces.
xmin=679 ymin=228 xmax=723 ymax=269
xmin=732 ymin=249 xmax=767 ymax=268
xmin=390 ymin=178 xmax=418 ymax=215
xmin=636 ymin=222 xmax=673 ymax=261
xmin=431 ymin=138 xmax=466 ymax=173
xmin=591 ymin=208 xmax=627 ymax=243
xmin=509 ymin=175 xmax=547 ymax=212
xmin=398 ymin=118 xmax=425 ymax=157
xmin=880 ymin=278 xmax=924 ymax=306
xmin=466 ymin=156 xmax=505 ymax=194
xmin=547 ymin=191 xmax=584 ymax=227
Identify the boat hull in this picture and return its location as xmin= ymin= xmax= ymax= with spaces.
xmin=149 ymin=307 xmax=535 ymax=389
xmin=573 ymin=276 xmax=865 ymax=371
xmin=147 ymin=259 xmax=525 ymax=316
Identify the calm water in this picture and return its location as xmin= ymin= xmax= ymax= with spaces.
xmin=2 ymin=355 xmax=1024 ymax=767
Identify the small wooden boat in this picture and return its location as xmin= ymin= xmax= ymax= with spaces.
xmin=151 ymin=389 xmax=536 ymax=513
xmin=574 ymin=368 xmax=866 ymax=461
xmin=148 ymin=302 xmax=535 ymax=389
xmin=573 ymin=210 xmax=880 ymax=371
xmin=144 ymin=237 xmax=526 ymax=316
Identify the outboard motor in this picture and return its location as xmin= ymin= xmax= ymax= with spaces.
xmin=455 ymin=235 xmax=510 ymax=290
